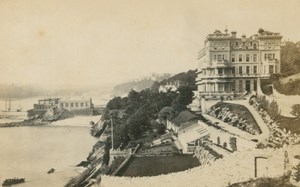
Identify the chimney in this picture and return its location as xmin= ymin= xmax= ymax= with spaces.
xmin=231 ymin=31 xmax=237 ymax=38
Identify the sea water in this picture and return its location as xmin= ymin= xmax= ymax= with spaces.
xmin=0 ymin=116 xmax=100 ymax=186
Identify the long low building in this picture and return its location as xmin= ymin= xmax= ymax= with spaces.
xmin=28 ymin=97 xmax=101 ymax=117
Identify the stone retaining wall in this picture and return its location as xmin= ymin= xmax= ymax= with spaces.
xmin=96 ymin=148 xmax=286 ymax=187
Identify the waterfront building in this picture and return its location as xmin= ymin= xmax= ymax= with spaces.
xmin=28 ymin=97 xmax=96 ymax=117
xmin=58 ymin=98 xmax=93 ymax=110
xmin=33 ymin=98 xmax=60 ymax=111
xmin=196 ymin=28 xmax=282 ymax=100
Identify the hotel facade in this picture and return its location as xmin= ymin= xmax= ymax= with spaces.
xmin=196 ymin=29 xmax=282 ymax=100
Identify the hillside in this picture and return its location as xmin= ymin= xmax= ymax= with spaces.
xmin=111 ymin=73 xmax=171 ymax=97
xmin=280 ymin=41 xmax=300 ymax=77
xmin=151 ymin=69 xmax=197 ymax=92
xmin=0 ymin=84 xmax=113 ymax=100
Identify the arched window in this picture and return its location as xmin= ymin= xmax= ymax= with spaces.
xmin=253 ymin=43 xmax=257 ymax=49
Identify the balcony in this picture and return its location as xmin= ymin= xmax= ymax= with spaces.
xmin=206 ymin=60 xmax=233 ymax=68
xmin=198 ymin=91 xmax=235 ymax=99
xmin=199 ymin=73 xmax=236 ymax=79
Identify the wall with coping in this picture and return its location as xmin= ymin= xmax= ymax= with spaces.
xmin=94 ymin=147 xmax=287 ymax=187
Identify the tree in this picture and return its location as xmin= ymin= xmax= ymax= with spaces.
xmin=229 ymin=137 xmax=237 ymax=152
xmin=268 ymin=100 xmax=280 ymax=119
xmin=126 ymin=107 xmax=150 ymax=140
xmin=172 ymin=86 xmax=194 ymax=112
xmin=293 ymin=162 xmax=300 ymax=182
xmin=291 ymin=104 xmax=300 ymax=119
xmin=107 ymin=97 xmax=123 ymax=110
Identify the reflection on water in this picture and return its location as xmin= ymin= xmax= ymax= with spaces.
xmin=0 ymin=117 xmax=99 ymax=186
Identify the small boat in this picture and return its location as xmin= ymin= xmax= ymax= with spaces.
xmin=47 ymin=168 xmax=55 ymax=174
xmin=2 ymin=178 xmax=25 ymax=186
xmin=16 ymin=105 xmax=22 ymax=112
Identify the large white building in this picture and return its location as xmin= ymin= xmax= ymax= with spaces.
xmin=196 ymin=28 xmax=282 ymax=100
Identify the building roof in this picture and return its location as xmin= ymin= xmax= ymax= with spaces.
xmin=160 ymin=132 xmax=174 ymax=141
xmin=178 ymin=120 xmax=199 ymax=132
xmin=170 ymin=111 xmax=198 ymax=127
xmin=178 ymin=121 xmax=210 ymax=145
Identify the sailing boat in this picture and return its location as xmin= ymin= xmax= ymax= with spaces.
xmin=2 ymin=99 xmax=12 ymax=112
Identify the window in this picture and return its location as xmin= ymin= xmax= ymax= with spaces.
xmin=239 ymin=54 xmax=243 ymax=62
xmin=253 ymin=66 xmax=257 ymax=74
xmin=236 ymin=42 xmax=238 ymax=46
xmin=81 ymin=102 xmax=84 ymax=107
xmin=246 ymin=66 xmax=250 ymax=74
xmin=213 ymin=54 xmax=217 ymax=61
xmin=217 ymin=54 xmax=222 ymax=61
xmin=76 ymin=102 xmax=79 ymax=107
xmin=264 ymin=54 xmax=267 ymax=61
xmin=275 ymin=65 xmax=277 ymax=73
xmin=86 ymin=102 xmax=89 ymax=107
xmin=246 ymin=54 xmax=250 ymax=62
xmin=224 ymin=68 xmax=227 ymax=74
xmin=239 ymin=80 xmax=243 ymax=91
xmin=272 ymin=53 xmax=275 ymax=59
xmin=268 ymin=54 xmax=273 ymax=60
xmin=253 ymin=43 xmax=257 ymax=49
xmin=65 ymin=103 xmax=69 ymax=107
xmin=253 ymin=54 xmax=257 ymax=62
xmin=254 ymin=80 xmax=257 ymax=91
xmin=218 ymin=68 xmax=222 ymax=75
xmin=232 ymin=68 xmax=235 ymax=75
xmin=269 ymin=65 xmax=274 ymax=74
xmin=60 ymin=103 xmax=64 ymax=108
xmin=239 ymin=66 xmax=243 ymax=75
xmin=231 ymin=54 xmax=235 ymax=62
xmin=70 ymin=103 xmax=74 ymax=107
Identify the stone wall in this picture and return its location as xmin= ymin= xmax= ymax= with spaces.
xmin=96 ymin=148 xmax=286 ymax=187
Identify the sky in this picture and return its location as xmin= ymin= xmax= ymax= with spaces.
xmin=0 ymin=0 xmax=299 ymax=87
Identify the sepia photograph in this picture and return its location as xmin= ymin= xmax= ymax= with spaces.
xmin=0 ymin=0 xmax=300 ymax=186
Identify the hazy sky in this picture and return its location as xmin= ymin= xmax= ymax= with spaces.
xmin=0 ymin=0 xmax=299 ymax=87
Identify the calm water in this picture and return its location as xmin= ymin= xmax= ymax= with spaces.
xmin=0 ymin=117 xmax=99 ymax=186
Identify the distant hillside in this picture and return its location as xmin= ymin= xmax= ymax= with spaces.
xmin=111 ymin=73 xmax=171 ymax=97
xmin=0 ymin=84 xmax=45 ymax=99
xmin=0 ymin=84 xmax=113 ymax=100
xmin=151 ymin=69 xmax=197 ymax=92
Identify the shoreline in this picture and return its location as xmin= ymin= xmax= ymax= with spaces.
xmin=0 ymin=119 xmax=50 ymax=128
xmin=65 ymin=112 xmax=109 ymax=187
